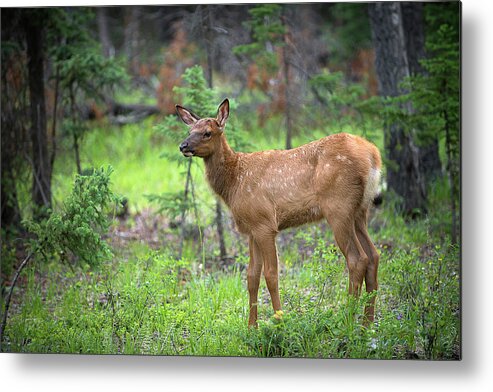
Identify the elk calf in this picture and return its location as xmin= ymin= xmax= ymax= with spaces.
xmin=176 ymin=99 xmax=381 ymax=327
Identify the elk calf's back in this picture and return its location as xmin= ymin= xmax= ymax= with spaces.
xmin=230 ymin=134 xmax=380 ymax=234
xmin=176 ymin=99 xmax=381 ymax=327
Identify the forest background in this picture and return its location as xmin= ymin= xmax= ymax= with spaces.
xmin=1 ymin=0 xmax=462 ymax=363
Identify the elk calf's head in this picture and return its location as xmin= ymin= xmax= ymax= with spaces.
xmin=176 ymin=99 xmax=230 ymax=158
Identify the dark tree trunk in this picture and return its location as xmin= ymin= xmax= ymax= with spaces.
xmin=401 ymin=2 xmax=442 ymax=181
xmin=97 ymin=7 xmax=113 ymax=58
xmin=419 ymin=140 xmax=442 ymax=182
xmin=401 ymin=3 xmax=426 ymax=76
xmin=368 ymin=2 xmax=427 ymax=217
xmin=124 ymin=6 xmax=141 ymax=77
xmin=215 ymin=198 xmax=227 ymax=259
xmin=1 ymin=18 xmax=22 ymax=229
xmin=1 ymin=159 xmax=21 ymax=229
xmin=25 ymin=16 xmax=52 ymax=218
xmin=0 ymin=107 xmax=21 ymax=229
xmin=73 ymin=133 xmax=82 ymax=175
xmin=69 ymin=87 xmax=82 ymax=175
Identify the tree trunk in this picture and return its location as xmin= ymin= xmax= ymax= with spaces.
xmin=1 ymin=62 xmax=21 ymax=229
xmin=401 ymin=3 xmax=426 ymax=76
xmin=443 ymin=103 xmax=458 ymax=245
xmin=73 ymin=133 xmax=82 ymax=175
xmin=281 ymin=12 xmax=293 ymax=150
xmin=368 ymin=2 xmax=427 ymax=217
xmin=69 ymin=87 xmax=82 ymax=175
xmin=215 ymin=198 xmax=227 ymax=259
xmin=25 ymin=16 xmax=52 ymax=218
xmin=124 ymin=7 xmax=140 ymax=77
xmin=282 ymin=37 xmax=293 ymax=150
xmin=401 ymin=2 xmax=442 ymax=181
xmin=204 ymin=5 xmax=228 ymax=260
xmin=97 ymin=7 xmax=113 ymax=58
xmin=0 ymin=160 xmax=21 ymax=229
xmin=178 ymin=159 xmax=192 ymax=260
xmin=419 ymin=140 xmax=442 ymax=182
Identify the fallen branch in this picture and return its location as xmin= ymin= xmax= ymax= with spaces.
xmin=0 ymin=251 xmax=34 ymax=349
xmin=107 ymin=100 xmax=162 ymax=125
xmin=80 ymin=100 xmax=168 ymax=124
xmin=109 ymin=101 xmax=161 ymax=117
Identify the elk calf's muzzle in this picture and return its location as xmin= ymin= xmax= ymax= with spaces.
xmin=179 ymin=141 xmax=194 ymax=157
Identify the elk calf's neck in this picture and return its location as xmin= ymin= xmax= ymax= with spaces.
xmin=176 ymin=99 xmax=382 ymax=327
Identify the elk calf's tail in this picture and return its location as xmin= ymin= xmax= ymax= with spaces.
xmin=372 ymin=192 xmax=383 ymax=207
xmin=363 ymin=167 xmax=382 ymax=209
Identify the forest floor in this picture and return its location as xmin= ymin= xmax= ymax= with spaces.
xmin=3 ymin=197 xmax=460 ymax=359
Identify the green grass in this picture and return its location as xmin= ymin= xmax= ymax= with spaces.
xmin=3 ymin=243 xmax=459 ymax=358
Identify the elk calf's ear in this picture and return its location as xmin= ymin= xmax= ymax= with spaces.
xmin=176 ymin=105 xmax=200 ymax=126
xmin=216 ymin=99 xmax=230 ymax=129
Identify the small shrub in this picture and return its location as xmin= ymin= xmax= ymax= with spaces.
xmin=25 ymin=166 xmax=122 ymax=266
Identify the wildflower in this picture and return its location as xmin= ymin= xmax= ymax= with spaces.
xmin=274 ymin=310 xmax=284 ymax=320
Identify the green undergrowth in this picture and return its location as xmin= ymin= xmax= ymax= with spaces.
xmin=4 ymin=192 xmax=460 ymax=358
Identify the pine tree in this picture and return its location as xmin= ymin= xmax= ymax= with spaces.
xmin=368 ymin=2 xmax=427 ymax=217
xmin=400 ymin=24 xmax=460 ymax=243
xmin=233 ymin=4 xmax=295 ymax=149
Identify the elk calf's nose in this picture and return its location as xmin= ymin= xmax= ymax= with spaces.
xmin=179 ymin=142 xmax=188 ymax=152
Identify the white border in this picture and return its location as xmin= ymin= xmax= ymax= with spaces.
xmin=1 ymin=0 xmax=492 ymax=391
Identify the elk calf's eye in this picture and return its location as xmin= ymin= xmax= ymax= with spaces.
xmin=204 ymin=131 xmax=212 ymax=138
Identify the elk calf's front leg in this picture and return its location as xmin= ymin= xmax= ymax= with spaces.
xmin=247 ymin=236 xmax=262 ymax=327
xmin=255 ymin=235 xmax=282 ymax=314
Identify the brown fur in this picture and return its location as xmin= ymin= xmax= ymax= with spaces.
xmin=176 ymin=99 xmax=382 ymax=327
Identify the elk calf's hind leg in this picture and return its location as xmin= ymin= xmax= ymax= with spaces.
xmin=345 ymin=237 xmax=369 ymax=297
xmin=355 ymin=210 xmax=379 ymax=323
xmin=326 ymin=214 xmax=369 ymax=299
